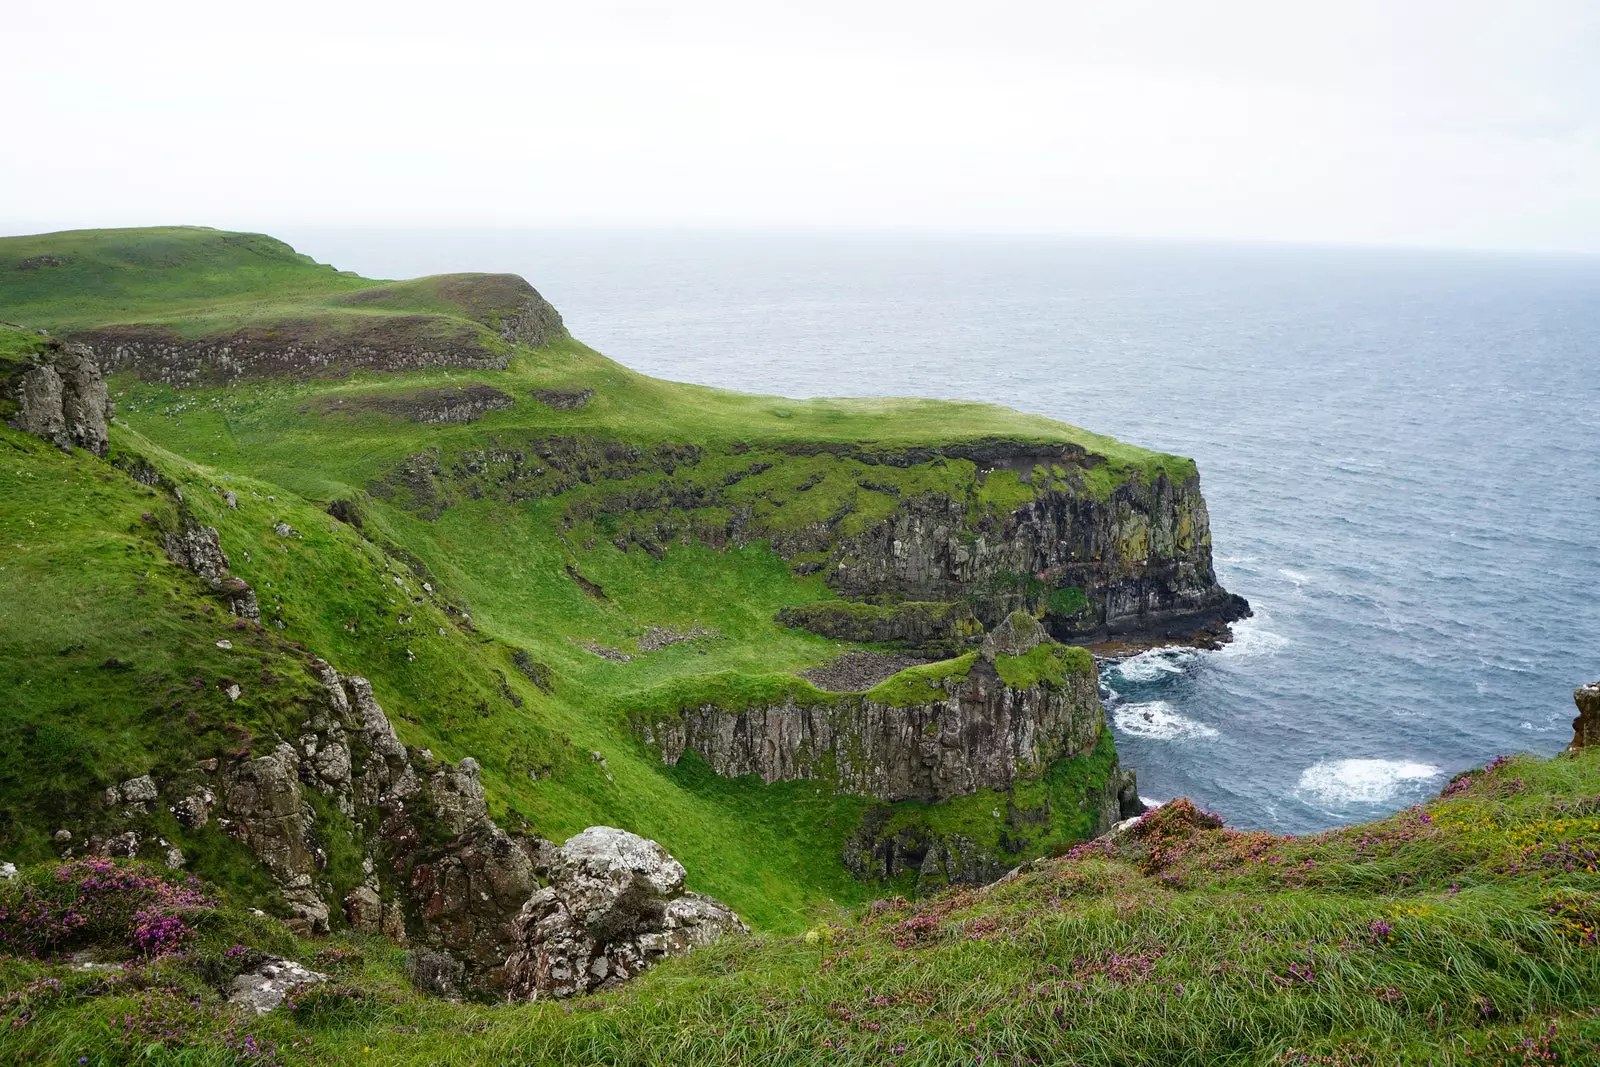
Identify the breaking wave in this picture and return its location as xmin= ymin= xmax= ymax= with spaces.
xmin=1113 ymin=701 xmax=1220 ymax=741
xmin=1295 ymin=759 xmax=1442 ymax=806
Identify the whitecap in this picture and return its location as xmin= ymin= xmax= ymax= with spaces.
xmin=1278 ymin=567 xmax=1311 ymax=585
xmin=1295 ymin=759 xmax=1441 ymax=805
xmin=1113 ymin=701 xmax=1220 ymax=741
xmin=1110 ymin=647 xmax=1193 ymax=683
xmin=1138 ymin=796 xmax=1166 ymax=810
xmin=1210 ymin=615 xmax=1289 ymax=661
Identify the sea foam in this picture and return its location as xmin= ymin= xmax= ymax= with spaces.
xmin=1110 ymin=648 xmax=1193 ymax=684
xmin=1295 ymin=759 xmax=1442 ymax=805
xmin=1113 ymin=701 xmax=1220 ymax=741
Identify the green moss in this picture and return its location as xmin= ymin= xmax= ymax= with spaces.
xmin=993 ymin=642 xmax=1091 ymax=689
xmin=1048 ymin=584 xmax=1089 ymax=617
xmin=864 ymin=653 xmax=978 ymax=706
xmin=618 ymin=671 xmax=832 ymax=723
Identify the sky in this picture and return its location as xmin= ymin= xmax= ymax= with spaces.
xmin=7 ymin=0 xmax=1600 ymax=253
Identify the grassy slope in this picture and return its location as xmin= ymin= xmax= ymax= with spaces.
xmin=0 ymin=227 xmax=475 ymax=345
xmin=0 ymin=229 xmax=1201 ymax=935
xmin=4 ymin=750 xmax=1600 ymax=1065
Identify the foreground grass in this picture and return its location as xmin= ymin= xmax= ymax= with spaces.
xmin=5 ymin=749 xmax=1600 ymax=1065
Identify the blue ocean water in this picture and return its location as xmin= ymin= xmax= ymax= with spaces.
xmin=281 ymin=228 xmax=1600 ymax=833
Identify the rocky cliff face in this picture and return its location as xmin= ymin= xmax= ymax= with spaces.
xmin=825 ymin=466 xmax=1249 ymax=644
xmin=380 ymin=435 xmax=1247 ymax=648
xmin=1571 ymin=682 xmax=1600 ymax=750
xmin=71 ymin=276 xmax=566 ymax=387
xmin=4 ymin=338 xmax=113 ymax=455
xmin=85 ymin=658 xmax=544 ymax=989
xmin=637 ymin=653 xmax=1101 ymax=804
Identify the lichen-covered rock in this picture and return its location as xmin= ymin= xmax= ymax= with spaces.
xmin=162 ymin=518 xmax=261 ymax=619
xmin=229 ymin=958 xmax=327 ymax=1015
xmin=1572 ymin=682 xmax=1600 ymax=750
xmin=219 ymin=742 xmax=329 ymax=935
xmin=8 ymin=341 xmax=112 ymax=455
xmin=503 ymin=827 xmax=746 ymax=1000
xmin=980 ymin=611 xmax=1045 ymax=658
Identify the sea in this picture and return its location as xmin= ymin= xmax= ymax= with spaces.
xmin=277 ymin=227 xmax=1600 ymax=834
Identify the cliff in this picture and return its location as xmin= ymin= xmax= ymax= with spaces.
xmin=0 ymin=228 xmax=1247 ymax=989
xmin=633 ymin=614 xmax=1106 ymax=803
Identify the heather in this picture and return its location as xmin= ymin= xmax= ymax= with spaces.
xmin=5 ymin=748 xmax=1600 ymax=1065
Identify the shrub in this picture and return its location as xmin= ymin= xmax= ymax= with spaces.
xmin=0 ymin=858 xmax=212 ymax=959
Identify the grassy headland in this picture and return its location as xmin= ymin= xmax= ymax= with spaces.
xmin=4 ymin=749 xmax=1599 ymax=1065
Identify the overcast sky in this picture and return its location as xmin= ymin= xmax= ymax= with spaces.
xmin=8 ymin=1 xmax=1600 ymax=252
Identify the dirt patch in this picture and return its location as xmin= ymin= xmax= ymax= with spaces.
xmin=565 ymin=564 xmax=606 ymax=600
xmin=800 ymin=652 xmax=930 ymax=693
xmin=531 ymin=387 xmax=594 ymax=411
xmin=310 ymin=385 xmax=512 ymax=424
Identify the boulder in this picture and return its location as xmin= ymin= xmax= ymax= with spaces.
xmin=9 ymin=342 xmax=111 ymax=455
xmin=503 ymin=827 xmax=746 ymax=1000
xmin=980 ymin=611 xmax=1046 ymax=659
xmin=228 ymin=958 xmax=328 ymax=1015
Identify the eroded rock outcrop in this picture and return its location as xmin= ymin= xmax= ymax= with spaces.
xmin=5 ymin=339 xmax=113 ymax=455
xmin=777 ymin=599 xmax=981 ymax=656
xmin=73 ymin=275 xmax=566 ymax=387
xmin=636 ymin=633 xmax=1102 ymax=803
xmin=163 ymin=517 xmax=261 ymax=619
xmin=1571 ymin=682 xmax=1600 ymax=750
xmin=503 ymin=827 xmax=746 ymax=1000
xmin=825 ymin=468 xmax=1250 ymax=645
xmin=375 ymin=435 xmax=1246 ymax=647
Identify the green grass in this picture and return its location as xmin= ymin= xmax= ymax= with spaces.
xmin=1 ymin=229 xmax=1205 ymax=945
xmin=6 ymin=750 xmax=1600 ymax=1065
xmin=993 ymin=642 xmax=1093 ymax=690
xmin=864 ymin=653 xmax=979 ymax=706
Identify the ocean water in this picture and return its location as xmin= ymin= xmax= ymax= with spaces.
xmin=279 ymin=228 xmax=1600 ymax=833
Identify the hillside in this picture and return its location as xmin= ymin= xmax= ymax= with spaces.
xmin=4 ymin=744 xmax=1600 ymax=1064
xmin=1 ymin=226 xmax=1268 ymax=1031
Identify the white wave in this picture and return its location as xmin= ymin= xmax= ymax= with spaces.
xmin=1138 ymin=796 xmax=1166 ymax=810
xmin=1110 ymin=647 xmax=1194 ymax=683
xmin=1210 ymin=615 xmax=1289 ymax=661
xmin=1295 ymin=759 xmax=1442 ymax=805
xmin=1113 ymin=701 xmax=1220 ymax=741
xmin=1278 ymin=567 xmax=1312 ymax=585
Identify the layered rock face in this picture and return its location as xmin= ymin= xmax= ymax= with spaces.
xmin=5 ymin=340 xmax=113 ymax=455
xmin=503 ymin=827 xmax=746 ymax=1000
xmin=637 ymin=616 xmax=1101 ymax=804
xmin=71 ymin=276 xmax=566 ymax=387
xmin=776 ymin=600 xmax=982 ymax=656
xmin=826 ymin=467 xmax=1249 ymax=643
xmin=381 ymin=436 xmax=1246 ymax=647
xmin=640 ymin=657 xmax=1100 ymax=804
